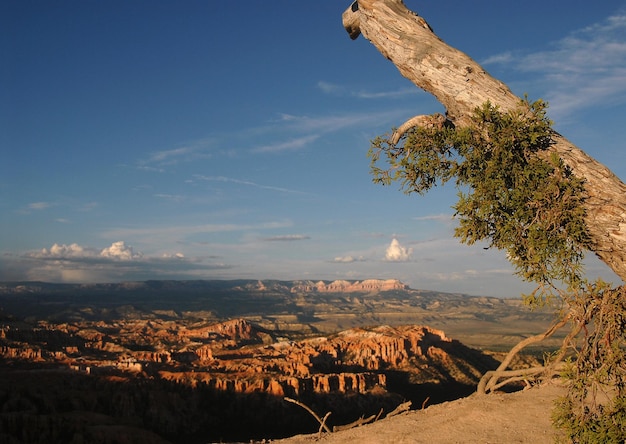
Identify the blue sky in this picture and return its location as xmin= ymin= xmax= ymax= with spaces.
xmin=1 ymin=1 xmax=625 ymax=297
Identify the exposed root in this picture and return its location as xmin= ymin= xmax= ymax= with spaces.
xmin=477 ymin=314 xmax=572 ymax=394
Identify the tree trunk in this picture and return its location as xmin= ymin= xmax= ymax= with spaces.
xmin=343 ymin=0 xmax=626 ymax=282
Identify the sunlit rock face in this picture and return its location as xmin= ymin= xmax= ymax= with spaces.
xmin=0 ymin=280 xmax=549 ymax=442
xmin=0 ymin=318 xmax=486 ymax=397
xmin=152 ymin=323 xmax=488 ymax=399
xmin=0 ymin=312 xmax=501 ymax=443
xmin=291 ymin=279 xmax=409 ymax=293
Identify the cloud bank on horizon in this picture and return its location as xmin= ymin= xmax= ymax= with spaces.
xmin=1 ymin=241 xmax=229 ymax=284
xmin=2 ymin=2 xmax=625 ymax=297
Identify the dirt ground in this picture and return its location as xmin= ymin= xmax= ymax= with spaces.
xmin=275 ymin=382 xmax=567 ymax=444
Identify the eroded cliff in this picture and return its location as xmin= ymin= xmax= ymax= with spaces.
xmin=0 ymin=316 xmax=499 ymax=443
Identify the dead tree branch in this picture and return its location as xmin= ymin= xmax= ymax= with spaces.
xmin=333 ymin=414 xmax=377 ymax=432
xmin=386 ymin=400 xmax=412 ymax=417
xmin=477 ymin=315 xmax=570 ymax=394
xmin=284 ymin=397 xmax=332 ymax=435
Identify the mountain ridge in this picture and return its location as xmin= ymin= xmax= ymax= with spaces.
xmin=0 ymin=278 xmax=410 ymax=294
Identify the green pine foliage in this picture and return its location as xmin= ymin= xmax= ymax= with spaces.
xmin=369 ymin=99 xmax=589 ymax=301
xmin=368 ymin=98 xmax=625 ymax=442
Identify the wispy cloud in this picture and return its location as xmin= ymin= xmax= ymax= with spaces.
xmin=483 ymin=12 xmax=626 ymax=118
xmin=332 ymin=255 xmax=367 ymax=263
xmin=16 ymin=201 xmax=56 ymax=215
xmin=193 ymin=175 xmax=308 ymax=195
xmin=263 ymin=234 xmax=311 ymax=242
xmin=101 ymin=220 xmax=293 ymax=241
xmin=251 ymin=135 xmax=319 ymax=153
xmin=149 ymin=146 xmax=195 ymax=164
xmin=413 ymin=213 xmax=453 ymax=222
xmin=134 ymin=109 xmax=406 ymax=170
xmin=353 ymin=88 xmax=419 ymax=99
xmin=276 ymin=110 xmax=406 ymax=133
xmin=481 ymin=51 xmax=513 ymax=66
xmin=17 ymin=199 xmax=97 ymax=216
xmin=139 ymin=138 xmax=214 ymax=168
xmin=137 ymin=165 xmax=166 ymax=173
xmin=28 ymin=201 xmax=53 ymax=210
xmin=317 ymin=81 xmax=343 ymax=94
xmin=153 ymin=193 xmax=187 ymax=203
xmin=78 ymin=202 xmax=98 ymax=212
xmin=317 ymin=80 xmax=419 ymax=99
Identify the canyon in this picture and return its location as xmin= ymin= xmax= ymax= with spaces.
xmin=0 ymin=279 xmax=552 ymax=442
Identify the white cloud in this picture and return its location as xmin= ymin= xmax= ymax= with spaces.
xmin=36 ymin=241 xmax=142 ymax=261
xmin=384 ymin=238 xmax=413 ymax=262
xmin=100 ymin=241 xmax=142 ymax=261
xmin=8 ymin=241 xmax=230 ymax=283
xmin=484 ymin=13 xmax=626 ymax=118
xmin=39 ymin=243 xmax=98 ymax=258
xmin=162 ymin=252 xmax=185 ymax=259
xmin=333 ymin=255 xmax=366 ymax=263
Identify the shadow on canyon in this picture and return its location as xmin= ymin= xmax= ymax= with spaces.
xmin=0 ymin=359 xmax=500 ymax=443
xmin=0 ymin=280 xmax=549 ymax=443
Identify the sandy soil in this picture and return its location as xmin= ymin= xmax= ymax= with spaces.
xmin=275 ymin=382 xmax=567 ymax=444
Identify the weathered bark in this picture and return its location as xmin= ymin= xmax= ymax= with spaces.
xmin=343 ymin=0 xmax=626 ymax=282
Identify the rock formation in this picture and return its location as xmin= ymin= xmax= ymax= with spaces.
xmin=1 ymin=316 xmax=493 ymax=396
xmin=291 ymin=279 xmax=408 ymax=293
xmin=0 ymin=280 xmax=546 ymax=442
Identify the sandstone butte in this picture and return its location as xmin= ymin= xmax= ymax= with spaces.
xmin=234 ymin=278 xmax=410 ymax=293
xmin=0 ymin=316 xmax=496 ymax=400
xmin=291 ymin=279 xmax=409 ymax=293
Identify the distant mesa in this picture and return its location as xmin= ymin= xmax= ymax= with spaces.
xmin=0 ymin=278 xmax=410 ymax=295
xmin=229 ymin=278 xmax=409 ymax=294
xmin=290 ymin=279 xmax=409 ymax=293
